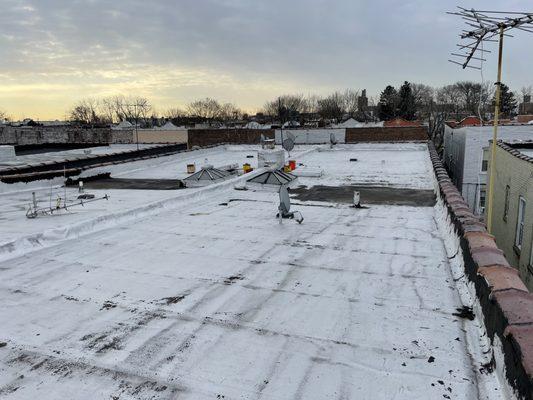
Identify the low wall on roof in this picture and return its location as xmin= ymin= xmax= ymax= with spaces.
xmin=0 ymin=125 xmax=135 ymax=145
xmin=346 ymin=126 xmax=428 ymax=142
xmin=429 ymin=141 xmax=533 ymax=399
xmin=274 ymin=128 xmax=345 ymax=144
xmin=136 ymin=129 xmax=187 ymax=144
xmin=0 ymin=144 xmax=187 ymax=183
xmin=187 ymin=129 xmax=275 ymax=148
xmin=0 ymin=126 xmax=113 ymax=145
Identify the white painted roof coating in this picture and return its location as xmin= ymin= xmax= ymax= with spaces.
xmin=0 ymin=143 xmax=506 ymax=399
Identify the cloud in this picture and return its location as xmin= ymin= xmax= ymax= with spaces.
xmin=0 ymin=0 xmax=532 ymax=119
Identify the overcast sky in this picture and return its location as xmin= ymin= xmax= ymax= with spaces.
xmin=1 ymin=0 xmax=532 ymax=119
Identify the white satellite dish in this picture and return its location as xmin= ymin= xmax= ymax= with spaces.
xmin=278 ymin=185 xmax=303 ymax=224
xmin=282 ymin=138 xmax=295 ymax=152
xmin=330 ymin=132 xmax=337 ymax=147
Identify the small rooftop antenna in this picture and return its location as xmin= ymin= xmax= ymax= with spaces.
xmin=448 ymin=7 xmax=533 ymax=233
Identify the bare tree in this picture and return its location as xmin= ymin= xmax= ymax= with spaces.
xmin=68 ymin=98 xmax=107 ymax=124
xmin=0 ymin=109 xmax=9 ymax=122
xmin=520 ymin=86 xmax=532 ymax=103
xmin=263 ymin=94 xmax=310 ymax=117
xmin=342 ymin=89 xmax=360 ymax=117
xmin=436 ymin=84 xmax=463 ymax=120
xmin=165 ymin=107 xmax=186 ymax=119
xmin=219 ymin=102 xmax=242 ymax=123
xmin=99 ymin=95 xmax=151 ymax=123
xmin=186 ymin=98 xmax=223 ymax=121
xmin=317 ymin=92 xmax=345 ymax=121
xmin=411 ymin=83 xmax=435 ymax=120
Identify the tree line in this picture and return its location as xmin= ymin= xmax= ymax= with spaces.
xmin=1 ymin=81 xmax=531 ymax=126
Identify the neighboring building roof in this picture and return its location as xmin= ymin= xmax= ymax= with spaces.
xmin=244 ymin=121 xmax=270 ymax=129
xmin=334 ymin=118 xmax=384 ymax=128
xmin=497 ymin=141 xmax=533 ymax=164
xmin=112 ymin=120 xmax=133 ymax=130
xmin=517 ymin=115 xmax=533 ymax=123
xmin=157 ymin=121 xmax=180 ymax=130
xmin=282 ymin=120 xmax=300 ymax=128
xmin=383 ymin=118 xmax=421 ymax=127
xmin=458 ymin=116 xmax=483 ymax=127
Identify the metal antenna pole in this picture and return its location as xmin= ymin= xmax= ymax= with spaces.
xmin=447 ymin=8 xmax=533 ymax=232
xmin=486 ymin=26 xmax=504 ymax=232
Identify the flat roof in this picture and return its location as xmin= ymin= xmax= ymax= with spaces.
xmin=0 ymin=144 xmax=505 ymax=399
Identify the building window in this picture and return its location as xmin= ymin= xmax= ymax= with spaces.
xmin=515 ymin=196 xmax=526 ymax=250
xmin=503 ymin=185 xmax=510 ymax=222
xmin=479 ymin=188 xmax=486 ymax=214
xmin=481 ymin=147 xmax=489 ymax=172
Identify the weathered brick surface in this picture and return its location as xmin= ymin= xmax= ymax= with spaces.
xmin=428 ymin=140 xmax=533 ymax=399
xmin=478 ymin=266 xmax=529 ymax=292
xmin=187 ymin=129 xmax=275 ymax=148
xmin=345 ymin=126 xmax=428 ymax=142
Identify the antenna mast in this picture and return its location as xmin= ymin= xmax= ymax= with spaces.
xmin=448 ymin=7 xmax=533 ymax=233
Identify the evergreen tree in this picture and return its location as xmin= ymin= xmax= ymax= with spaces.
xmin=398 ymin=81 xmax=416 ymax=120
xmin=378 ymin=85 xmax=399 ymax=121
xmin=494 ymin=83 xmax=517 ymax=118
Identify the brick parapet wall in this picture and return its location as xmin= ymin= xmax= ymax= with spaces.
xmin=188 ymin=129 xmax=275 ymax=148
xmin=429 ymin=141 xmax=533 ymax=399
xmin=346 ymin=126 xmax=428 ymax=142
xmin=0 ymin=126 xmax=134 ymax=145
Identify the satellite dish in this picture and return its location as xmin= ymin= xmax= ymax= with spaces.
xmin=277 ymin=185 xmax=303 ymax=224
xmin=282 ymin=138 xmax=295 ymax=152
xmin=279 ymin=185 xmax=291 ymax=215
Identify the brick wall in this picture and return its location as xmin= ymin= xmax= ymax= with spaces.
xmin=187 ymin=129 xmax=275 ymax=148
xmin=0 ymin=126 xmax=116 ymax=145
xmin=430 ymin=142 xmax=533 ymax=399
xmin=345 ymin=126 xmax=428 ymax=142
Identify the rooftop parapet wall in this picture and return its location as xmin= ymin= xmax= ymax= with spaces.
xmin=497 ymin=141 xmax=533 ymax=164
xmin=429 ymin=141 xmax=533 ymax=399
xmin=346 ymin=126 xmax=428 ymax=142
xmin=0 ymin=143 xmax=188 ymax=183
xmin=187 ymin=129 xmax=275 ymax=148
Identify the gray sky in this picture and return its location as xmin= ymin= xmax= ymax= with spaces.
xmin=0 ymin=0 xmax=532 ymax=119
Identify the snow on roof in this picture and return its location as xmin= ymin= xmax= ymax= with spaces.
xmin=244 ymin=121 xmax=270 ymax=129
xmin=158 ymin=121 xmax=179 ymax=130
xmin=112 ymin=120 xmax=133 ymax=130
xmin=282 ymin=120 xmax=300 ymax=128
xmin=334 ymin=119 xmax=384 ymax=128
xmin=0 ymin=143 xmax=505 ymax=398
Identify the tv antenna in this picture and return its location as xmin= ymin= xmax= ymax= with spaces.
xmin=448 ymin=7 xmax=533 ymax=233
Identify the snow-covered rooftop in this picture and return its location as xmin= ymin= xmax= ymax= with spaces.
xmin=0 ymin=143 xmax=506 ymax=399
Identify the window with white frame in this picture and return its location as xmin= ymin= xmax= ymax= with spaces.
xmin=481 ymin=147 xmax=489 ymax=172
xmin=478 ymin=188 xmax=486 ymax=213
xmin=515 ymin=196 xmax=526 ymax=249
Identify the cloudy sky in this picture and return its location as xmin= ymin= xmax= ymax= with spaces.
xmin=1 ymin=0 xmax=532 ymax=119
